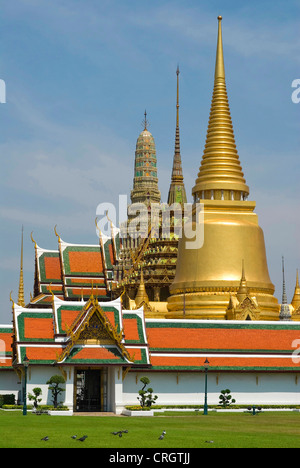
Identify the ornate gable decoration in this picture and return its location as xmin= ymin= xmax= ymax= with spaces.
xmin=227 ymin=295 xmax=261 ymax=321
xmin=77 ymin=311 xmax=115 ymax=344
xmin=56 ymin=296 xmax=132 ymax=363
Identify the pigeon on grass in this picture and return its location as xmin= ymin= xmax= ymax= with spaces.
xmin=158 ymin=431 xmax=166 ymax=440
xmin=78 ymin=435 xmax=88 ymax=442
xmin=112 ymin=430 xmax=128 ymax=437
xmin=41 ymin=436 xmax=49 ymax=441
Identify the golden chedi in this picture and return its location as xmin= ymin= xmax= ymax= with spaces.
xmin=167 ymin=16 xmax=280 ymax=320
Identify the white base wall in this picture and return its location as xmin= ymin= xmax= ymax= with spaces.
xmin=24 ymin=366 xmax=75 ymax=409
xmin=123 ymin=371 xmax=300 ymax=406
xmin=0 ymin=371 xmax=20 ymax=401
xmin=2 ymin=368 xmax=300 ymax=410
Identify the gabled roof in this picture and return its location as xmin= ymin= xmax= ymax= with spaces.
xmin=9 ymin=297 xmax=150 ymax=368
xmin=31 ymin=226 xmax=121 ymax=303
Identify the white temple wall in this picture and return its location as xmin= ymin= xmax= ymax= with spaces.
xmin=0 ymin=370 xmax=20 ymax=401
xmin=123 ymin=371 xmax=300 ymax=406
xmin=24 ymin=366 xmax=74 ymax=409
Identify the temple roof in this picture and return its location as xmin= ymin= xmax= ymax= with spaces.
xmin=2 ymin=303 xmax=300 ymax=371
xmin=9 ymin=296 xmax=150 ymax=368
xmin=145 ymin=319 xmax=300 ymax=371
xmin=31 ymin=225 xmax=121 ymax=304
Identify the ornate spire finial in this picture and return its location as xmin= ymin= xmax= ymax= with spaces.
xmin=143 ymin=110 xmax=149 ymax=130
xmin=282 ymin=256 xmax=287 ymax=304
xmin=18 ymin=226 xmax=25 ymax=307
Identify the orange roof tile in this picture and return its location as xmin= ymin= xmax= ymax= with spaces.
xmin=147 ymin=326 xmax=300 ymax=352
xmin=24 ymin=318 xmax=54 ymax=340
xmin=44 ymin=256 xmax=62 ymax=281
xmin=150 ymin=355 xmax=297 ymax=369
xmin=68 ymin=251 xmax=102 ymax=274
xmin=123 ymin=318 xmax=140 ymax=341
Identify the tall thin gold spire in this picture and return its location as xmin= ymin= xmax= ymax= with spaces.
xmin=167 ymin=65 xmax=187 ymax=206
xmin=192 ymin=16 xmax=249 ymax=201
xmin=18 ymin=226 xmax=25 ymax=307
xmin=292 ymin=269 xmax=300 ymax=311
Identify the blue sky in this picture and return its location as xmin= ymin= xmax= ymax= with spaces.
xmin=0 ymin=0 xmax=299 ymax=322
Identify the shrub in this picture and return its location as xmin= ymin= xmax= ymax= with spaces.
xmin=28 ymin=387 xmax=42 ymax=410
xmin=219 ymin=389 xmax=236 ymax=408
xmin=46 ymin=375 xmax=66 ymax=409
xmin=0 ymin=394 xmax=15 ymax=407
xmin=137 ymin=377 xmax=158 ymax=408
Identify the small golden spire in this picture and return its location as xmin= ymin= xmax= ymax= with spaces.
xmin=135 ymin=268 xmax=149 ymax=308
xmin=237 ymin=260 xmax=249 ymax=302
xmin=292 ymin=269 xmax=300 ymax=311
xmin=18 ymin=226 xmax=25 ymax=307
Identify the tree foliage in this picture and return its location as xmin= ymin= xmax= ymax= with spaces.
xmin=137 ymin=377 xmax=158 ymax=408
xmin=28 ymin=387 xmax=42 ymax=410
xmin=46 ymin=375 xmax=66 ymax=408
xmin=219 ymin=389 xmax=236 ymax=408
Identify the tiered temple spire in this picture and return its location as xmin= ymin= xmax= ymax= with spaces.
xmin=192 ymin=16 xmax=249 ymax=202
xmin=167 ymin=66 xmax=187 ymax=206
xmin=130 ymin=111 xmax=161 ymax=207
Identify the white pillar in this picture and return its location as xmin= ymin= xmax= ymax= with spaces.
xmin=114 ymin=367 xmax=124 ymax=415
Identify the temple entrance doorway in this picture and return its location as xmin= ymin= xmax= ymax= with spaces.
xmin=75 ymin=368 xmax=107 ymax=412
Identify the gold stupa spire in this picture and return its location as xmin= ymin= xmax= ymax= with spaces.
xmin=18 ymin=226 xmax=25 ymax=307
xmin=192 ymin=16 xmax=249 ymax=201
xmin=292 ymin=269 xmax=300 ymax=311
xmin=168 ymin=16 xmax=279 ymax=321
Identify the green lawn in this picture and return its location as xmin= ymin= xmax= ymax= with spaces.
xmin=0 ymin=410 xmax=300 ymax=448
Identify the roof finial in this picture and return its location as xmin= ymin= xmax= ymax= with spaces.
xmin=18 ymin=226 xmax=25 ymax=307
xmin=143 ymin=110 xmax=149 ymax=130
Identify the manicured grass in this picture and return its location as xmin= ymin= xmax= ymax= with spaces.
xmin=0 ymin=410 xmax=300 ymax=448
